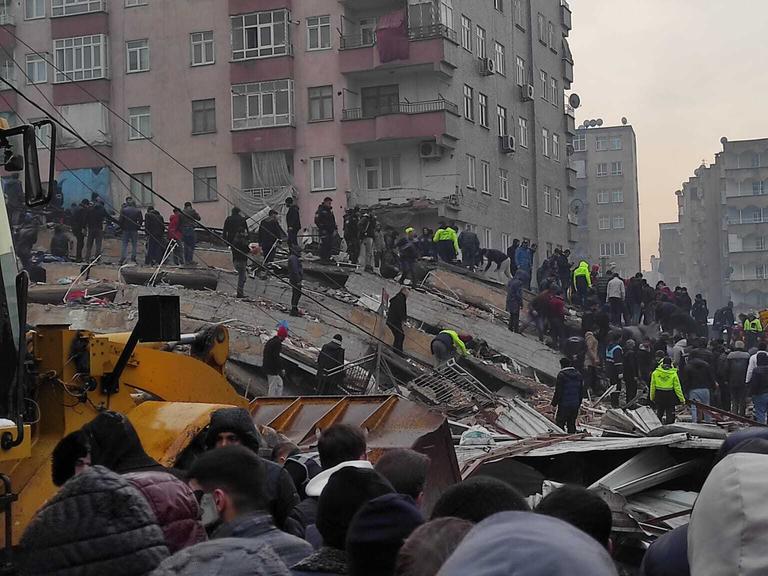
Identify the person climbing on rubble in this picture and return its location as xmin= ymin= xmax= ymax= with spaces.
xmin=168 ymin=207 xmax=184 ymax=265
xmin=231 ymin=222 xmax=251 ymax=298
xmin=551 ymin=358 xmax=584 ymax=433
xmin=605 ymin=333 xmax=624 ymax=407
xmin=387 ymin=286 xmax=409 ymax=354
xmin=317 ymin=335 xmax=345 ymax=394
xmin=258 ymin=210 xmax=286 ymax=266
xmin=430 ymin=329 xmax=471 ymax=367
xmin=584 ymin=331 xmax=602 ymax=394
xmin=458 ymin=226 xmax=480 ymax=270
xmin=223 ymin=207 xmax=249 ymax=244
xmin=572 ymin=260 xmax=592 ymax=309
xmin=396 ymin=228 xmax=418 ymax=285
xmin=181 ymin=202 xmax=201 ymax=265
xmin=650 ymin=356 xmax=685 ymax=425
xmin=144 ymin=206 xmax=166 ymax=265
xmin=358 ymin=210 xmax=377 ymax=273
xmin=264 ymin=324 xmax=289 ymax=396
xmin=506 ymin=269 xmax=526 ymax=334
xmin=480 ymin=248 xmax=513 ymax=283
xmin=514 ymin=240 xmax=535 ymax=289
xmin=433 ymin=222 xmax=459 ymax=263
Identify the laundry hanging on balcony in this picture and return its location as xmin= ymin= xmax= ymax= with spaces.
xmin=228 ymin=151 xmax=295 ymax=217
xmin=376 ymin=9 xmax=410 ymax=63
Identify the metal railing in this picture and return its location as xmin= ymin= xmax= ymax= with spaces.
xmin=322 ymin=352 xmax=378 ymax=395
xmin=0 ymin=13 xmax=13 ymax=26
xmin=342 ymin=98 xmax=459 ymax=121
xmin=340 ymin=32 xmax=376 ymax=50
xmin=242 ymin=186 xmax=293 ymax=201
xmin=729 ymin=217 xmax=768 ymax=225
xmin=408 ymin=23 xmax=457 ymax=43
xmin=405 ymin=359 xmax=495 ymax=415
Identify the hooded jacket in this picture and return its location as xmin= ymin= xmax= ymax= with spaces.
xmin=20 ymin=466 xmax=169 ymax=576
xmin=650 ymin=365 xmax=685 ymax=404
xmin=120 ymin=204 xmax=144 ymax=232
xmin=506 ymin=270 xmax=526 ymax=312
xmin=318 ymin=340 xmax=345 ymax=387
xmin=150 ymin=538 xmax=291 ymax=576
xmin=436 ymin=512 xmax=617 ymax=576
xmin=748 ymin=353 xmax=768 ymax=396
xmin=688 ymin=452 xmax=768 ymax=576
xmin=572 ymin=261 xmax=592 ymax=289
xmin=726 ymin=349 xmax=750 ymax=387
xmin=432 ymin=330 xmax=468 ymax=356
xmin=552 ymin=367 xmax=583 ymax=409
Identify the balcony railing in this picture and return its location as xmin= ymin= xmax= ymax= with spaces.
xmin=242 ymin=186 xmax=294 ymax=201
xmin=340 ymin=24 xmax=457 ymax=50
xmin=0 ymin=13 xmax=14 ymax=26
xmin=728 ymin=217 xmax=768 ymax=225
xmin=342 ymin=99 xmax=459 ymax=121
xmin=340 ymin=32 xmax=376 ymax=50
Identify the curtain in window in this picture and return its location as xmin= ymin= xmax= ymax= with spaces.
xmin=377 ymin=9 xmax=409 ymax=63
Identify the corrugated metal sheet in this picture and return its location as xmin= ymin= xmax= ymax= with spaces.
xmin=625 ymin=490 xmax=697 ymax=531
xmin=519 ymin=433 xmax=692 ymax=457
xmin=492 ymin=397 xmax=564 ymax=437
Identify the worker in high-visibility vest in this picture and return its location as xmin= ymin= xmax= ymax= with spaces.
xmin=431 ymin=329 xmax=471 ymax=367
xmin=572 ymin=261 xmax=592 ymax=308
xmin=744 ymin=313 xmax=764 ymax=349
xmin=433 ymin=222 xmax=459 ymax=263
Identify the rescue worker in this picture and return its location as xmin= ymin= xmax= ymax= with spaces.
xmin=481 ymin=248 xmax=512 ymax=283
xmin=430 ymin=329 xmax=470 ymax=367
xmin=691 ymin=294 xmax=709 ymax=337
xmin=744 ymin=313 xmax=763 ymax=349
xmin=650 ymin=356 xmax=685 ymax=425
xmin=343 ymin=207 xmax=361 ymax=265
xmin=258 ymin=210 xmax=286 ymax=266
xmin=358 ymin=210 xmax=377 ymax=273
xmin=572 ymin=260 xmax=592 ymax=309
xmin=230 ymin=223 xmax=250 ymax=298
xmin=514 ymin=240 xmax=535 ymax=289
xmin=432 ymin=222 xmax=459 ymax=263
xmin=458 ymin=226 xmax=480 ymax=270
xmin=181 ymin=202 xmax=201 ymax=265
xmin=713 ymin=301 xmax=735 ymax=342
xmin=551 ymin=358 xmax=584 ymax=433
xmin=70 ymin=199 xmax=89 ymax=262
xmin=314 ymin=197 xmax=337 ymax=263
xmin=264 ymin=325 xmax=288 ymax=396
xmin=223 ymin=207 xmax=248 ymax=244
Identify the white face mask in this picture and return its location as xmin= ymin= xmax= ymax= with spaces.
xmin=199 ymin=493 xmax=221 ymax=529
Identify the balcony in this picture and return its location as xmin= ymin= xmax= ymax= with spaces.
xmin=0 ymin=12 xmax=13 ymax=26
xmin=231 ymin=125 xmax=296 ymax=154
xmin=341 ymin=99 xmax=459 ymax=146
xmin=567 ymin=167 xmax=577 ymax=190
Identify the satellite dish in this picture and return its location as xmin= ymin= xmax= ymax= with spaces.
xmin=720 ymin=136 xmax=728 ymax=144
xmin=589 ymin=119 xmax=597 ymax=127
xmin=568 ymin=93 xmax=581 ymax=109
xmin=621 ymin=117 xmax=628 ymax=125
xmin=582 ymin=120 xmax=590 ymax=128
xmin=596 ymin=118 xmax=604 ymax=126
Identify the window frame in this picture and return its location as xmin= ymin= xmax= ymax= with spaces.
xmin=537 ymin=13 xmax=546 ymax=44
xmin=467 ymin=154 xmax=476 ymax=189
xmin=597 ymin=162 xmax=608 ymax=177
xmin=190 ymin=31 xmax=215 ymax=67
xmin=539 ymin=69 xmax=548 ymax=101
xmin=550 ymin=77 xmax=558 ymax=105
xmin=364 ymin=155 xmax=401 ymax=190
xmin=480 ymin=160 xmax=490 ymax=195
xmin=463 ymin=84 xmax=475 ymax=121
xmin=598 ymin=216 xmax=610 ymax=230
xmin=611 ymin=189 xmax=624 ymax=203
xmin=308 ymin=85 xmax=333 ymax=122
xmin=310 ymin=156 xmax=336 ymax=192
xmin=554 ymin=188 xmax=561 ymax=217
xmin=613 ymin=241 xmax=626 ymax=256
xmin=573 ymin=133 xmax=586 ymax=151
xmin=478 ymin=92 xmax=489 ymax=128
xmin=51 ymin=0 xmax=103 ymax=18
xmin=597 ymin=190 xmax=610 ymax=204
xmin=519 ymin=116 xmax=528 ymax=148
xmin=306 ymin=15 xmax=332 ymax=51
xmin=461 ymin=15 xmax=472 ymax=52
xmin=129 ymin=172 xmax=153 ymax=207
xmin=611 ymin=161 xmax=623 ymax=176
xmin=125 ymin=0 xmax=148 ymax=6
xmin=542 ymin=127 xmax=550 ymax=157
xmin=515 ymin=56 xmax=526 ymax=85
xmin=25 ymin=53 xmax=47 ymax=84
xmin=596 ymin=136 xmax=609 ymax=151
xmin=126 ymin=39 xmax=150 ymax=74
xmin=483 ymin=228 xmax=492 ymax=249
xmin=53 ymin=34 xmax=108 ymax=83
xmin=494 ymin=0 xmax=503 ymax=12
xmin=193 ymin=166 xmax=218 ymax=202
xmin=231 ymin=9 xmax=290 ymax=61
xmin=600 ymin=242 xmax=611 ymax=258
xmin=613 ymin=215 xmax=625 ymax=229
xmin=543 ymin=184 xmax=552 ymax=214
xmin=494 ymin=41 xmax=505 ymax=75
xmin=231 ymin=79 xmax=294 ymax=130
xmin=476 ymin=26 xmax=487 ymax=59
xmin=499 ymin=168 xmax=509 ymax=201
xmin=25 ymin=0 xmax=45 ymax=19
xmin=552 ymin=133 xmax=560 ymax=161
xmin=191 ymin=98 xmax=216 ymax=135
xmin=496 ymin=105 xmax=507 ymax=136
xmin=520 ymin=176 xmax=529 ymax=208
xmin=128 ymin=106 xmax=151 ymax=140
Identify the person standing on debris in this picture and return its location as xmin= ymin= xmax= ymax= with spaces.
xmin=264 ymin=325 xmax=288 ymax=396
xmin=315 ymin=197 xmax=337 ymax=263
xmin=374 ymin=224 xmax=386 ymax=269
xmin=358 ymin=210 xmax=377 ymax=273
xmin=514 ymin=240 xmax=535 ymax=289
xmin=691 ymin=294 xmax=709 ymax=337
xmin=605 ymin=334 xmax=624 ymax=406
xmin=49 ymin=224 xmax=71 ymax=259
xmin=637 ymin=340 xmax=654 ymax=389
xmin=285 ymin=197 xmax=301 ymax=248
xmin=548 ymin=290 xmax=567 ymax=351
xmin=258 ymin=209 xmax=286 ymax=266
xmin=223 ymin=207 xmax=248 ymax=244
xmin=396 ymin=228 xmax=419 ymax=285
xmin=623 ymin=339 xmax=640 ymax=404
xmin=387 ymin=286 xmax=409 ymax=353
xmin=168 ymin=207 xmax=184 ymax=265
xmin=625 ymin=273 xmax=644 ymax=325
xmin=480 ymin=248 xmax=512 ymax=283
xmin=118 ymin=197 xmax=144 ymax=265
xmin=744 ymin=312 xmax=763 ymax=350
xmin=343 ymin=207 xmax=361 ymax=264
xmin=417 ymin=227 xmax=433 ymax=259
xmin=430 ymin=329 xmax=470 ymax=367
xmin=70 ymin=199 xmax=89 ymax=262
xmin=555 ymin=249 xmax=573 ymax=302
xmin=584 ymin=331 xmax=601 ymax=393
xmin=317 ymin=334 xmax=345 ymax=395
xmin=572 ymin=260 xmax=591 ymax=309
xmin=506 ymin=270 xmax=526 ymax=334
xmin=551 ymin=358 xmax=584 ymax=434
xmin=85 ymin=197 xmax=108 ymax=261
xmin=181 ymin=201 xmax=201 ymax=265
xmin=144 ymin=206 xmax=165 ymax=265
xmin=433 ymin=222 xmax=458 ymax=263
xmin=288 ymin=244 xmax=303 ymax=316
xmin=650 ymin=356 xmax=685 ymax=424
xmin=713 ymin=301 xmax=735 ymax=342
xmin=606 ymin=272 xmax=625 ymax=326
xmin=749 ymin=352 xmax=768 ymax=424
xmin=458 ymin=226 xmax=480 ymax=271
xmin=231 ymin=223 xmax=251 ymax=298
xmin=726 ymin=341 xmax=750 ymax=416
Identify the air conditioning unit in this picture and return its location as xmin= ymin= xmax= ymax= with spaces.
xmin=500 ymin=135 xmax=516 ymax=154
xmin=480 ymin=57 xmax=495 ymax=76
xmin=419 ymin=141 xmax=443 ymax=159
xmin=521 ymin=83 xmax=535 ymax=101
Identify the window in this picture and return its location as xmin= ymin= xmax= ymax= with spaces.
xmin=572 ymin=159 xmax=586 ymax=178
xmin=494 ymin=42 xmax=505 ymax=75
xmin=309 ymin=86 xmax=333 ymax=121
xmin=478 ymin=93 xmax=489 ymax=128
xmin=610 ymin=136 xmax=622 ymax=150
xmin=25 ymin=54 xmax=46 ymax=84
xmin=25 ymin=0 xmax=45 ymax=19
xmin=440 ymin=0 xmax=453 ymax=29
xmin=494 ymin=0 xmax=503 ymax=12
xmin=516 ymin=56 xmax=526 ymax=85
xmin=542 ymin=128 xmax=550 ymax=157
xmin=611 ymin=161 xmax=623 ymax=176
xmin=496 ymin=105 xmax=507 ymax=136
xmin=599 ymin=216 xmax=610 ymax=230
xmin=307 ymin=15 xmax=331 ymax=50
xmin=463 ymin=84 xmax=474 ymax=121
xmin=481 ymin=161 xmax=490 ymax=194
xmin=552 ymin=133 xmax=560 ymax=161
xmin=365 ymin=156 xmax=401 ymax=189
xmin=597 ymin=190 xmax=610 ymax=204
xmin=483 ymin=228 xmax=492 ymax=249
xmin=361 ymin=85 xmax=399 ymax=117
xmin=554 ymin=189 xmax=561 ymax=217
xmin=128 ymin=106 xmax=151 ymax=140
xmin=360 ymin=18 xmax=377 ymax=45
xmin=519 ymin=117 xmax=528 ymax=147
xmin=53 ymin=35 xmax=108 ymax=83
xmin=537 ymin=13 xmax=546 ymax=44
xmin=193 ymin=166 xmax=218 ymax=202
xmin=611 ymin=189 xmax=624 ymax=203
xmin=613 ymin=215 xmax=625 ymax=229
xmin=597 ymin=163 xmax=608 ymax=177
xmin=539 ymin=69 xmax=548 ymax=100
xmin=461 ymin=15 xmax=472 ymax=51
xmin=130 ymin=172 xmax=153 ymax=206
xmin=514 ymin=0 xmax=524 ymax=29
xmin=600 ymin=242 xmax=611 ymax=257
xmin=311 ymin=156 xmax=335 ymax=191
xmin=476 ymin=26 xmax=486 ymax=59
xmin=30 ymin=117 xmax=51 ymax=150
xmin=753 ymin=153 xmax=762 ymax=168
xmin=596 ymin=136 xmax=609 ymax=151
xmin=467 ymin=154 xmax=476 ymax=189
xmin=520 ymin=177 xmax=529 ymax=207
xmin=192 ymin=98 xmax=216 ymax=134
xmin=190 ymin=31 xmax=215 ymax=66
xmin=232 ymin=79 xmax=294 ymax=129
xmin=499 ymin=169 xmax=509 ymax=201
xmin=232 ymin=9 xmax=290 ymax=61
xmin=753 ymin=181 xmax=765 ymax=196
xmin=613 ymin=241 xmax=626 ymax=256
xmin=573 ymin=132 xmax=586 ymax=151
xmin=125 ymin=0 xmax=148 ymax=5
xmin=52 ymin=0 xmax=103 ymax=17
xmin=543 ymin=185 xmax=552 ymax=214
xmin=501 ymin=233 xmax=510 ymax=251
xmin=126 ymin=40 xmax=150 ymax=73
xmin=548 ymin=21 xmax=555 ymax=49
xmin=550 ymin=77 xmax=558 ymax=105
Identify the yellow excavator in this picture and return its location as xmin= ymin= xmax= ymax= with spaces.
xmin=0 ymin=119 xmax=459 ymax=562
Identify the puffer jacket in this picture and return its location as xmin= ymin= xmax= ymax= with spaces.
xmin=552 ymin=367 xmax=583 ymax=409
xmin=748 ymin=354 xmax=768 ymax=396
xmin=20 ymin=465 xmax=169 ymax=576
xmin=506 ymin=270 xmax=525 ymax=312
xmin=150 ymin=538 xmax=290 ymax=576
xmin=572 ymin=261 xmax=592 ymax=289
xmin=125 ymin=471 xmax=207 ymax=554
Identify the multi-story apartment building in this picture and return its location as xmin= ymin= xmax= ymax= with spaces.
xmin=660 ymin=137 xmax=768 ymax=313
xmin=657 ymin=221 xmax=683 ymax=290
xmin=0 ymin=0 xmax=576 ymax=261
xmin=570 ymin=122 xmax=641 ymax=277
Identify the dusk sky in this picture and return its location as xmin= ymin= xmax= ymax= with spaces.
xmin=568 ymin=0 xmax=768 ymax=268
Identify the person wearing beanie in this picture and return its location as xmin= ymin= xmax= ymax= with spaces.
xmin=317 ymin=334 xmax=345 ymax=395
xmin=535 ymin=485 xmax=613 ymax=549
xmin=346 ymin=493 xmax=424 ymax=576
xmin=436 ymin=512 xmax=618 ymax=576
xmin=264 ymin=324 xmax=289 ymax=396
xmin=430 ymin=476 xmax=528 ymax=523
xmin=291 ymin=467 xmax=393 ymax=576
xmin=395 ymin=518 xmax=473 ymax=576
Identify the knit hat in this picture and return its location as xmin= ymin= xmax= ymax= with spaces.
xmin=346 ymin=493 xmax=424 ymax=576
xmin=316 ymin=467 xmax=393 ymax=550
xmin=277 ymin=325 xmax=288 ymax=339
xmin=735 ymin=341 xmax=745 ymax=349
xmin=333 ymin=334 xmax=343 ymax=343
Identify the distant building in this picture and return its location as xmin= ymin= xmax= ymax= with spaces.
xmin=658 ymin=222 xmax=683 ymax=289
xmin=570 ymin=122 xmax=641 ymax=277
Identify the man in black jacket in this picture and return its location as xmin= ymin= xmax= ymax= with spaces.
xmin=70 ymin=199 xmax=89 ymax=261
xmin=358 ymin=210 xmax=377 ymax=272
xmin=85 ymin=198 xmax=108 ymax=260
xmin=387 ymin=286 xmax=409 ymax=353
xmin=258 ymin=210 xmax=286 ymax=265
xmin=314 ymin=197 xmax=337 ymax=262
xmin=119 ymin=197 xmax=144 ymax=265
xmin=288 ymin=244 xmax=303 ymax=316
xmin=551 ymin=358 xmax=584 ymax=433
xmin=623 ymin=339 xmax=640 ymax=404
xmin=691 ymin=294 xmax=709 ymax=337
xmin=223 ymin=207 xmax=248 ymax=244
xmin=683 ymin=340 xmax=716 ymax=423
xmin=317 ymin=334 xmax=345 ymax=394
xmin=144 ymin=206 xmax=165 ymax=265
xmin=713 ymin=301 xmax=735 ymax=342
xmin=264 ymin=325 xmax=288 ymax=396
xmin=231 ymin=226 xmax=251 ymax=298
xmin=49 ymin=224 xmax=71 ymax=259
xmin=343 ymin=207 xmax=361 ymax=265
xmin=285 ymin=197 xmax=301 ymax=248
